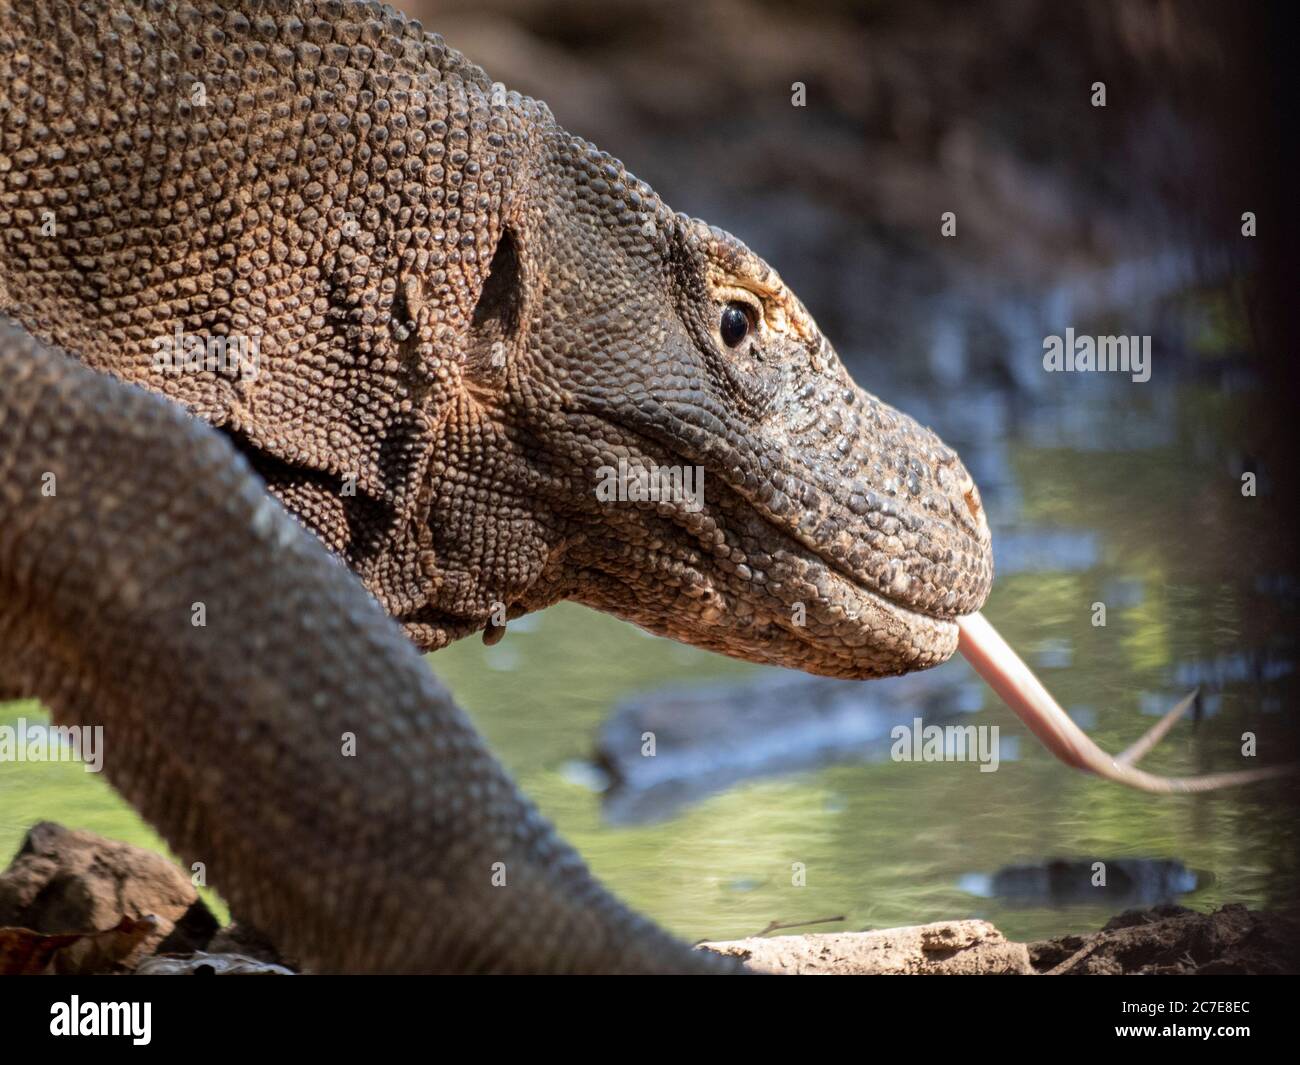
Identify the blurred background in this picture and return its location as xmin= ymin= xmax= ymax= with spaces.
xmin=3 ymin=0 xmax=1296 ymax=943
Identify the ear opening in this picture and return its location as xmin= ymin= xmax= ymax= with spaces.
xmin=466 ymin=225 xmax=524 ymax=381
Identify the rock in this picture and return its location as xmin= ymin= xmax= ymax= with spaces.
xmin=0 ymin=822 xmax=217 ymax=968
xmin=698 ymin=920 xmax=1033 ymax=975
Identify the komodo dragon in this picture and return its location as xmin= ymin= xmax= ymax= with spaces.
xmin=0 ymin=1 xmax=1285 ymax=974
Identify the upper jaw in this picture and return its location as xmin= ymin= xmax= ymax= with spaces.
xmin=763 ymin=471 xmax=993 ymax=625
xmin=594 ymin=399 xmax=994 ymax=627
xmin=709 ymin=488 xmax=965 ymax=678
xmin=737 ymin=375 xmax=994 ymax=623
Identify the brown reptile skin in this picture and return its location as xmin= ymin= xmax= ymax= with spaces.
xmin=0 ymin=1 xmax=993 ymax=971
xmin=0 ymin=321 xmax=736 ymax=972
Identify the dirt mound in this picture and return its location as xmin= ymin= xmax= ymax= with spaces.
xmin=1029 ymin=904 xmax=1300 ymax=975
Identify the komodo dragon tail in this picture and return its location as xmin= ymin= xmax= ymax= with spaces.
xmin=0 ymin=319 xmax=736 ymax=973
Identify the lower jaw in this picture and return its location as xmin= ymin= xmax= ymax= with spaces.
xmin=792 ymin=597 xmax=960 ymax=680
xmin=743 ymin=545 xmax=964 ymax=679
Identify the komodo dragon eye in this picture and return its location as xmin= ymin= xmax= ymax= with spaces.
xmin=719 ymin=302 xmax=753 ymax=347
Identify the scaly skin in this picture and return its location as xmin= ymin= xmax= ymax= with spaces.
xmin=0 ymin=320 xmax=740 ymax=972
xmin=0 ymin=1 xmax=992 ymax=971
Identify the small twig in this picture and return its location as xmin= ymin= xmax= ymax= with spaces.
xmin=1045 ymin=939 xmax=1103 ymax=976
xmin=692 ymin=914 xmax=847 ymax=948
xmin=754 ymin=914 xmax=847 ymax=938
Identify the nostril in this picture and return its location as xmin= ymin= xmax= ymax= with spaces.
xmin=962 ymin=480 xmax=988 ymax=536
xmin=937 ymin=454 xmax=986 ymax=529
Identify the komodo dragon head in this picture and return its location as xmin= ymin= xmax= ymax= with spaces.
xmin=0 ymin=0 xmax=991 ymax=683
xmin=445 ymin=152 xmax=993 ymax=679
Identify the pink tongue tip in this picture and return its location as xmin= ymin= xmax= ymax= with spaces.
xmin=955 ymin=612 xmax=1295 ymax=794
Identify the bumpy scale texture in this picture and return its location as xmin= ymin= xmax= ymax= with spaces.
xmin=0 ymin=321 xmax=736 ymax=972
xmin=0 ymin=1 xmax=993 ymax=972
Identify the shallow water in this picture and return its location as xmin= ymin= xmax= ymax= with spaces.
xmin=1 ymin=282 xmax=1296 ymax=946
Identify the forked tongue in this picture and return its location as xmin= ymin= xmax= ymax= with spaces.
xmin=956 ymin=612 xmax=1295 ymax=794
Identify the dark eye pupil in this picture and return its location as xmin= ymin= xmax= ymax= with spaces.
xmin=720 ymin=303 xmax=750 ymax=347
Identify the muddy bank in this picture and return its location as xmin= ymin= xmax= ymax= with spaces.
xmin=2 ymin=824 xmax=1294 ymax=975
xmin=701 ymin=905 xmax=1300 ymax=975
xmin=1028 ymin=904 xmax=1300 ymax=975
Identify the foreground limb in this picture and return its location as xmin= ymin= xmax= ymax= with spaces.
xmin=0 ymin=321 xmax=728 ymax=973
